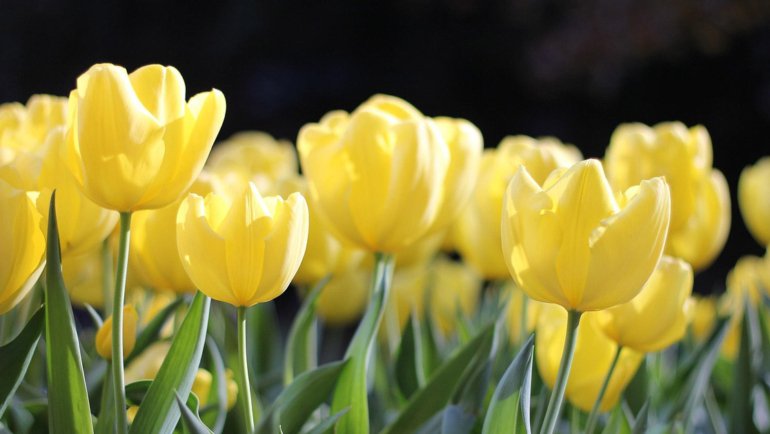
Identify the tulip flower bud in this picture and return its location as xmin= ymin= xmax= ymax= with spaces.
xmin=605 ymin=122 xmax=730 ymax=270
xmin=96 ymin=305 xmax=138 ymax=360
xmin=595 ymin=256 xmax=693 ymax=353
xmin=63 ymin=63 xmax=226 ymax=212
xmin=501 ymin=159 xmax=671 ymax=312
xmin=176 ymin=182 xmax=309 ymax=307
xmin=536 ymin=305 xmax=643 ymax=412
xmin=298 ymin=94 xmax=481 ymax=253
xmin=739 ymin=157 xmax=770 ymax=246
xmin=0 ymin=180 xmax=46 ymax=314
xmin=453 ymin=136 xmax=581 ymax=279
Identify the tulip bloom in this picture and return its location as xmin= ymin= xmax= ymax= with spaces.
xmin=176 ymin=182 xmax=309 ymax=307
xmin=64 ymin=63 xmax=225 ymax=212
xmin=536 ymin=305 xmax=643 ymax=412
xmin=453 ymin=135 xmax=581 ymax=278
xmin=0 ymin=180 xmax=46 ymax=314
xmin=594 ymin=256 xmax=693 ymax=353
xmin=501 ymin=159 xmax=671 ymax=312
xmin=96 ymin=305 xmax=138 ymax=360
xmin=428 ymin=258 xmax=481 ymax=336
xmin=297 ymin=94 xmax=481 ymax=253
xmin=686 ymin=295 xmax=717 ymax=344
xmin=739 ymin=156 xmax=770 ymax=246
xmin=605 ymin=122 xmax=730 ymax=270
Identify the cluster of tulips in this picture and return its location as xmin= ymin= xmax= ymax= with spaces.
xmin=0 ymin=62 xmax=769 ymax=434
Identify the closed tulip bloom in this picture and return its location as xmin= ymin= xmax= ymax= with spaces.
xmin=720 ymin=255 xmax=769 ymax=359
xmin=298 ymin=94 xmax=479 ymax=253
xmin=37 ymin=127 xmax=119 ymax=257
xmin=505 ymin=283 xmax=541 ymax=345
xmin=0 ymin=94 xmax=67 ymax=153
xmin=130 ymin=172 xmax=219 ymax=293
xmin=429 ymin=258 xmax=481 ymax=336
xmin=594 ymin=256 xmax=693 ymax=352
xmin=96 ymin=305 xmax=138 ymax=360
xmin=62 ymin=248 xmax=106 ymax=308
xmin=605 ymin=122 xmax=730 ymax=270
xmin=739 ymin=157 xmax=770 ymax=246
xmin=176 ymin=182 xmax=309 ymax=307
xmin=315 ymin=267 xmax=371 ymax=326
xmin=536 ymin=305 xmax=643 ymax=412
xmin=453 ymin=136 xmax=581 ymax=279
xmin=0 ymin=180 xmax=46 ymax=314
xmin=63 ymin=63 xmax=226 ymax=212
xmin=686 ymin=295 xmax=717 ymax=343
xmin=502 ymin=159 xmax=671 ymax=312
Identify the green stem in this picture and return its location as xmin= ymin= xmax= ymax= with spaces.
xmin=102 ymin=237 xmax=114 ymax=316
xmin=539 ymin=309 xmax=582 ymax=434
xmin=584 ymin=345 xmax=623 ymax=434
xmin=237 ymin=306 xmax=255 ymax=434
xmin=112 ymin=211 xmax=131 ymax=434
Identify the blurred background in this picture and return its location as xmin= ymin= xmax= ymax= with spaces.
xmin=2 ymin=0 xmax=770 ymax=293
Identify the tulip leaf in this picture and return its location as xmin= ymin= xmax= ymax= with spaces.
xmin=284 ymin=277 xmax=327 ymax=385
xmin=305 ymin=407 xmax=350 ymax=434
xmin=125 ymin=296 xmax=184 ymax=365
xmin=729 ymin=299 xmax=762 ymax=434
xmin=94 ymin=362 xmax=115 ymax=434
xmin=255 ymin=359 xmax=348 ymax=434
xmin=128 ymin=291 xmax=211 ymax=434
xmin=482 ymin=335 xmax=534 ymax=434
xmin=631 ymin=400 xmax=649 ymax=434
xmin=200 ymin=337 xmax=227 ymax=433
xmin=331 ymin=253 xmax=395 ymax=434
xmin=0 ymin=308 xmax=43 ymax=419
xmin=43 ymin=193 xmax=94 ymax=434
xmin=248 ymin=301 xmax=283 ymax=380
xmin=175 ymin=391 xmax=213 ymax=434
xmin=394 ymin=314 xmax=421 ymax=400
xmin=440 ymin=404 xmax=476 ymax=434
xmin=600 ymin=406 xmax=632 ymax=434
xmin=379 ymin=322 xmax=495 ymax=434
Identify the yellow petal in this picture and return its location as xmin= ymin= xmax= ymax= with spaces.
xmin=95 ymin=305 xmax=138 ymax=360
xmin=128 ymin=65 xmax=186 ymax=124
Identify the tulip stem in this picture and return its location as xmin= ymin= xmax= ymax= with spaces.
xmin=584 ymin=345 xmax=623 ymax=434
xmin=237 ymin=306 xmax=256 ymax=434
xmin=102 ymin=237 xmax=114 ymax=315
xmin=539 ymin=309 xmax=582 ymax=434
xmin=112 ymin=211 xmax=131 ymax=434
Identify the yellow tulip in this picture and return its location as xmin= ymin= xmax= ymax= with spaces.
xmin=64 ymin=63 xmax=226 ymax=212
xmin=95 ymin=305 xmax=138 ymax=360
xmin=536 ymin=305 xmax=643 ymax=412
xmin=594 ymin=256 xmax=693 ymax=352
xmin=176 ymin=182 xmax=308 ymax=307
xmin=453 ymin=136 xmax=581 ymax=279
xmin=315 ymin=267 xmax=370 ymax=326
xmin=686 ymin=295 xmax=717 ymax=344
xmin=207 ymin=131 xmax=298 ymax=195
xmin=504 ymin=283 xmax=541 ymax=345
xmin=605 ymin=122 xmax=730 ymax=270
xmin=130 ymin=171 xmax=219 ymax=293
xmin=37 ymin=127 xmax=119 ymax=257
xmin=0 ymin=94 xmax=67 ymax=153
xmin=395 ymin=231 xmax=445 ymax=269
xmin=739 ymin=157 xmax=770 ymax=246
xmin=297 ymin=94 xmax=481 ymax=253
xmin=720 ymin=254 xmax=769 ymax=359
xmin=383 ymin=264 xmax=429 ymax=337
xmin=0 ymin=180 xmax=46 ymax=314
xmin=501 ymin=159 xmax=671 ymax=312
xmin=428 ymin=258 xmax=481 ymax=336
xmin=62 ymin=248 xmax=105 ymax=308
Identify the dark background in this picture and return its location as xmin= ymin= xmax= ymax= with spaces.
xmin=3 ymin=0 xmax=770 ymax=294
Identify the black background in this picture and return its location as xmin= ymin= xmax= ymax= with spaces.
xmin=3 ymin=0 xmax=770 ymax=294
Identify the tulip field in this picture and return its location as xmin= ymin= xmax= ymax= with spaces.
xmin=1 ymin=62 xmax=770 ymax=434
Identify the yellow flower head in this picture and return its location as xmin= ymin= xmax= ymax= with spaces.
xmin=504 ymin=283 xmax=541 ymax=346
xmin=176 ymin=182 xmax=309 ymax=307
xmin=605 ymin=122 xmax=730 ymax=270
xmin=64 ymin=63 xmax=226 ymax=212
xmin=95 ymin=304 xmax=138 ymax=360
xmin=428 ymin=258 xmax=481 ymax=336
xmin=315 ymin=266 xmax=371 ymax=327
xmin=0 ymin=179 xmax=46 ymax=314
xmin=501 ymin=159 xmax=671 ymax=312
xmin=739 ymin=156 xmax=770 ymax=246
xmin=594 ymin=256 xmax=693 ymax=353
xmin=685 ymin=294 xmax=717 ymax=344
xmin=297 ymin=94 xmax=482 ymax=253
xmin=453 ymin=135 xmax=581 ymax=279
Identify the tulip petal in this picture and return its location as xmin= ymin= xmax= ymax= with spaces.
xmin=129 ymin=65 xmax=186 ymax=124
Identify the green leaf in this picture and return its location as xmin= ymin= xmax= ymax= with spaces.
xmin=200 ymin=337 xmax=227 ymax=433
xmin=284 ymin=277 xmax=326 ymax=385
xmin=175 ymin=392 xmax=213 ymax=434
xmin=440 ymin=405 xmax=476 ymax=434
xmin=729 ymin=299 xmax=758 ymax=434
xmin=379 ymin=323 xmax=495 ymax=434
xmin=0 ymin=308 xmax=43 ymax=419
xmin=94 ymin=361 xmax=115 ymax=434
xmin=128 ymin=291 xmax=211 ymax=434
xmin=394 ymin=314 xmax=421 ymax=400
xmin=255 ymin=360 xmax=348 ymax=434
xmin=631 ymin=401 xmax=649 ymax=434
xmin=331 ymin=253 xmax=395 ymax=434
xmin=482 ymin=335 xmax=534 ymax=434
xmin=248 ymin=301 xmax=283 ymax=380
xmin=600 ymin=406 xmax=631 ymax=434
xmin=125 ymin=296 xmax=184 ymax=365
xmin=305 ymin=408 xmax=350 ymax=434
xmin=43 ymin=192 xmax=94 ymax=434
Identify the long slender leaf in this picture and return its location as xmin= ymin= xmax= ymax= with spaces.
xmin=379 ymin=323 xmax=495 ymax=434
xmin=482 ymin=335 xmax=534 ymax=434
xmin=729 ymin=299 xmax=757 ymax=434
xmin=284 ymin=278 xmax=326 ymax=385
xmin=255 ymin=360 xmax=348 ymax=434
xmin=94 ymin=362 xmax=115 ymax=434
xmin=128 ymin=291 xmax=211 ymax=434
xmin=176 ymin=392 xmax=213 ymax=434
xmin=631 ymin=401 xmax=649 ymax=434
xmin=440 ymin=405 xmax=476 ymax=434
xmin=125 ymin=296 xmax=184 ymax=365
xmin=200 ymin=336 xmax=227 ymax=433
xmin=305 ymin=408 xmax=350 ymax=434
xmin=600 ymin=406 xmax=631 ymax=434
xmin=394 ymin=314 xmax=420 ymax=400
xmin=44 ymin=193 xmax=94 ymax=434
xmin=0 ymin=308 xmax=43 ymax=418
